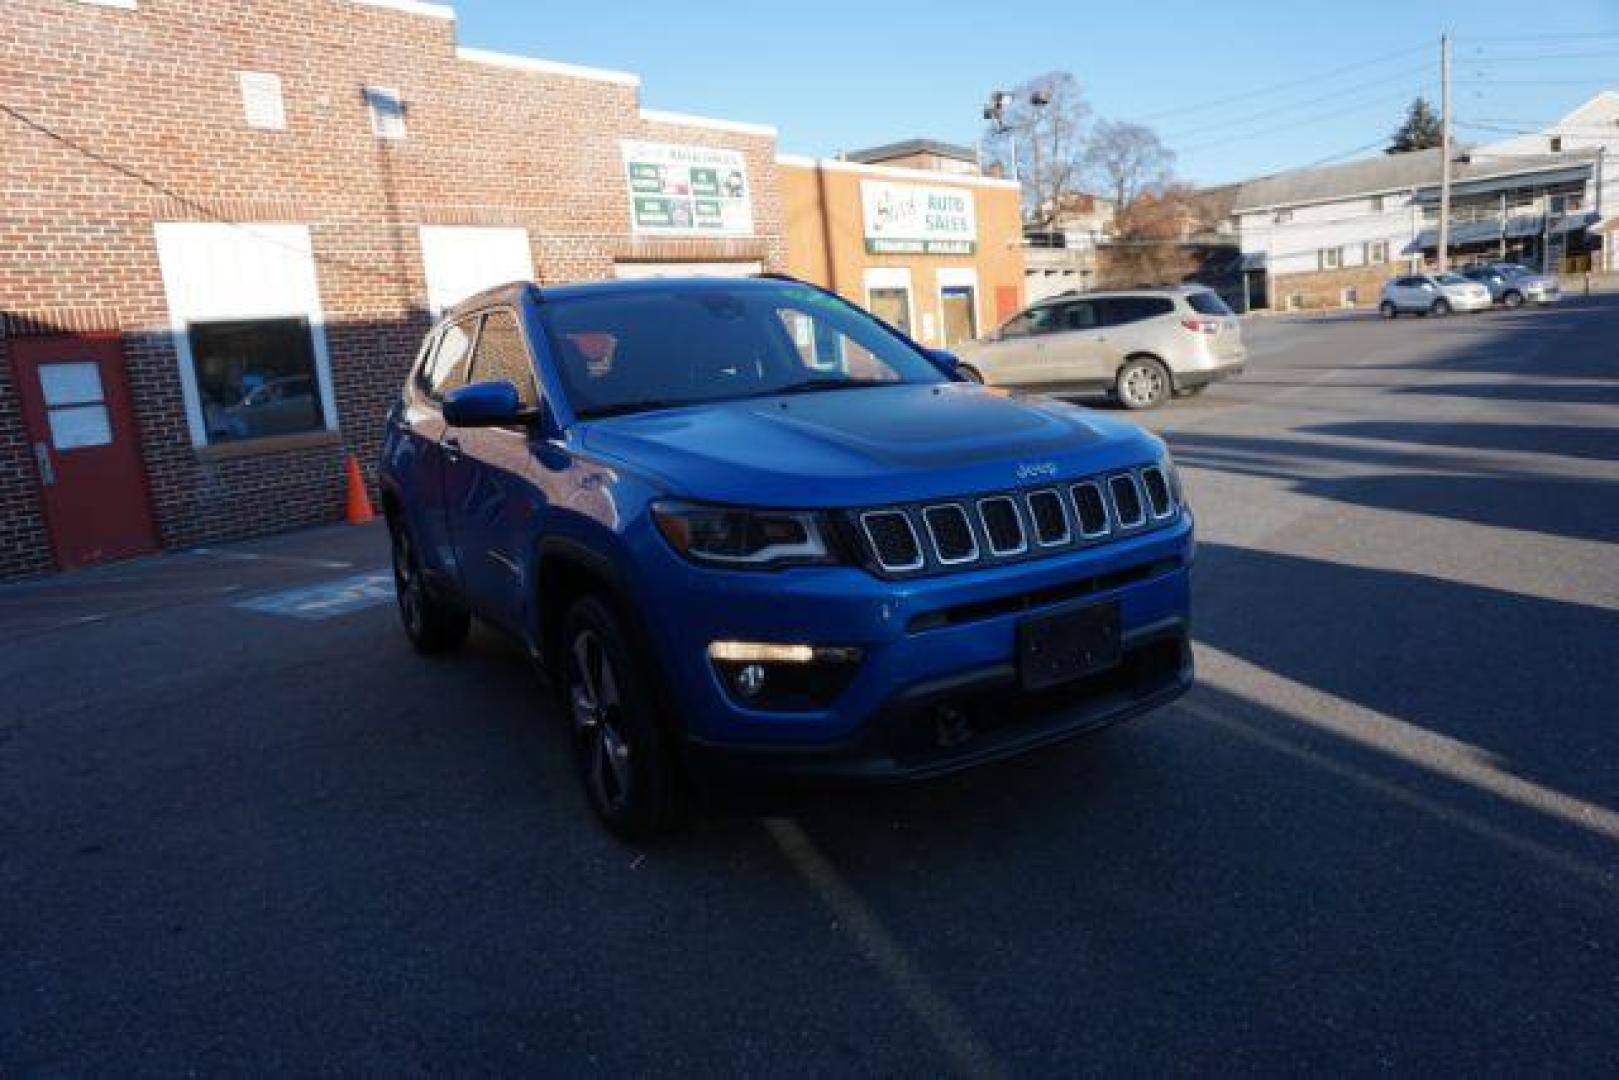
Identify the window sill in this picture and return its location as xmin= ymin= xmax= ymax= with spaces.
xmin=194 ymin=429 xmax=343 ymax=462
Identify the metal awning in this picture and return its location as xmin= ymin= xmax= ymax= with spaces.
xmin=1411 ymin=163 xmax=1593 ymax=204
xmin=1410 ymin=211 xmax=1597 ymax=249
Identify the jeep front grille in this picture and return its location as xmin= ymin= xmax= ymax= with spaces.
xmin=855 ymin=465 xmax=1179 ymax=576
xmin=860 ymin=510 xmax=924 ymax=572
xmin=1108 ymin=474 xmax=1146 ymax=528
xmin=1027 ymin=489 xmax=1070 ymax=546
xmin=1141 ymin=466 xmax=1174 ymax=519
xmin=1071 ymin=482 xmax=1109 ymax=538
xmin=922 ymin=504 xmax=977 ymax=564
xmin=978 ymin=496 xmax=1027 ymax=556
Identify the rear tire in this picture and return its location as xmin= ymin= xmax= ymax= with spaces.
xmin=1379 ymin=300 xmax=1397 ymax=319
xmin=562 ymin=595 xmax=686 ymax=842
xmin=390 ymin=518 xmax=470 ymax=656
xmin=1115 ymin=356 xmax=1171 ymax=410
xmin=958 ymin=364 xmax=984 ymax=384
xmin=1430 ymin=298 xmax=1452 ymax=317
xmin=1502 ymin=290 xmax=1525 ymax=309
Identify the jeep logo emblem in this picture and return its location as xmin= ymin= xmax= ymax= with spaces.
xmin=1016 ymin=461 xmax=1058 ymax=481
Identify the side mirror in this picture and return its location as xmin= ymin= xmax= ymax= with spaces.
xmin=926 ymin=348 xmax=962 ymax=376
xmin=443 ymin=380 xmax=531 ymax=428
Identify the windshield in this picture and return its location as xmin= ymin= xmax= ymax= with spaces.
xmin=1436 ymin=273 xmax=1469 ymax=286
xmin=538 ymin=282 xmax=947 ymax=419
xmin=1497 ymin=264 xmax=1533 ymax=278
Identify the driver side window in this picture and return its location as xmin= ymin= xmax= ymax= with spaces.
xmin=1000 ymin=305 xmax=1060 ymax=339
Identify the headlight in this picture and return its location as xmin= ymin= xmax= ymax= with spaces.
xmin=652 ymin=501 xmax=837 ymax=569
xmin=1160 ymin=449 xmax=1188 ymax=511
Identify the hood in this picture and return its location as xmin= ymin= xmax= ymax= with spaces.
xmin=578 ymin=383 xmax=1163 ymax=507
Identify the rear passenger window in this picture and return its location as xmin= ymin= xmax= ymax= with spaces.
xmin=416 ymin=319 xmax=476 ymax=402
xmin=1185 ymin=291 xmax=1233 ymax=317
xmin=1060 ymin=301 xmax=1100 ymax=330
xmin=468 ymin=309 xmax=538 ymax=407
xmin=1098 ymin=297 xmax=1175 ymax=326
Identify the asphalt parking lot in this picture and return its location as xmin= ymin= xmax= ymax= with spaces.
xmin=3 ymin=296 xmax=1617 ymax=1074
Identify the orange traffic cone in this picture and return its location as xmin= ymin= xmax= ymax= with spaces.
xmin=345 ymin=454 xmax=376 ymax=525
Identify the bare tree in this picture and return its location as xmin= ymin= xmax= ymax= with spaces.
xmin=982 ymin=72 xmax=1092 ymax=228
xmin=1085 ymin=120 xmax=1176 ymax=214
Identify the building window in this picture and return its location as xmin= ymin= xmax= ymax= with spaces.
xmin=1549 ymin=136 xmax=1563 ymax=153
xmin=1340 ymin=287 xmax=1358 ymax=307
xmin=1319 ymin=246 xmax=1343 ymax=271
xmin=940 ymin=285 xmax=978 ymax=346
xmin=239 ymin=72 xmax=285 ymax=130
xmin=187 ymin=318 xmax=326 ymax=443
xmin=365 ymin=87 xmax=406 ymax=140
xmin=868 ymin=288 xmax=912 ymax=334
xmin=1273 ymin=209 xmax=1293 ymax=224
xmin=1365 ymin=240 xmax=1389 ymax=265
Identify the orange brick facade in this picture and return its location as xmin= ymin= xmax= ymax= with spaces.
xmin=0 ymin=0 xmax=786 ymax=577
xmin=781 ymin=159 xmax=1025 ymax=349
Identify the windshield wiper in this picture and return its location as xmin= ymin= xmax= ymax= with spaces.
xmin=763 ymin=377 xmax=895 ymax=397
xmin=576 ymin=399 xmax=692 ymax=420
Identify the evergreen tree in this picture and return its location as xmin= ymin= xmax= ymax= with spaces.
xmin=1387 ymin=98 xmax=1443 ymax=154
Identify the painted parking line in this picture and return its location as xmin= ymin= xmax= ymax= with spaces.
xmin=235 ymin=570 xmax=393 ymax=621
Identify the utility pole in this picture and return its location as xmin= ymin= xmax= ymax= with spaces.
xmin=1438 ymin=32 xmax=1453 ymax=271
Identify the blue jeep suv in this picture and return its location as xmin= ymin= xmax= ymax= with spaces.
xmin=380 ymin=276 xmax=1193 ymax=838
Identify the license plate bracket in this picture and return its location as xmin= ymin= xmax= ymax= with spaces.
xmin=1017 ymin=601 xmax=1122 ymax=691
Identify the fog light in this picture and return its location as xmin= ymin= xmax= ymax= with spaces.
xmin=707 ymin=641 xmax=864 ymax=712
xmin=735 ymin=663 xmax=767 ymax=699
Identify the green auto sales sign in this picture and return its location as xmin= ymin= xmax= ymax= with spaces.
xmin=861 ymin=180 xmax=977 ymax=255
xmin=622 ymin=140 xmax=753 ymax=236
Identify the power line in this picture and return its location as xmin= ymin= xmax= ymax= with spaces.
xmin=1453 ymin=48 xmax=1619 ymax=63
xmin=1159 ymin=63 xmax=1434 ymax=141
xmin=1455 ymin=31 xmax=1619 ymax=42
xmin=1130 ymin=43 xmax=1430 ymax=123
xmin=1176 ymin=86 xmax=1430 ymax=154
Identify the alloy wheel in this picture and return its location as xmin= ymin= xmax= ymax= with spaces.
xmin=1121 ymin=363 xmax=1166 ymax=408
xmin=569 ymin=629 xmax=633 ymax=813
xmin=392 ymin=527 xmax=424 ymax=638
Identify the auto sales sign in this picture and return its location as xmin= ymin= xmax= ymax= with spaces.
xmin=860 ymin=180 xmax=977 ymax=255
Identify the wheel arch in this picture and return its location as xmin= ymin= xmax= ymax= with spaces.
xmin=533 ymin=538 xmax=683 ymax=735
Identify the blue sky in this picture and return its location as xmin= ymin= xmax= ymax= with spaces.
xmin=457 ymin=0 xmax=1619 ymax=186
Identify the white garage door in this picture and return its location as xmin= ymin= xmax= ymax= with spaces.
xmin=612 ymin=261 xmax=763 ymax=280
xmin=419 ymin=227 xmax=535 ymax=314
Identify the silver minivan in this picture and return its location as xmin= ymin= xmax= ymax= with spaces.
xmin=952 ymin=286 xmax=1246 ymax=409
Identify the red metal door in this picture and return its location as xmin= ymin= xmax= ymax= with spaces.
xmin=11 ymin=333 xmax=158 ymax=569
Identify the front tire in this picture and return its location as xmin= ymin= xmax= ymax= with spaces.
xmin=1115 ymin=356 xmax=1171 ymax=410
xmin=1502 ymin=290 xmax=1525 ymax=309
xmin=562 ymin=595 xmax=686 ymax=842
xmin=390 ymin=518 xmax=469 ymax=656
xmin=1379 ymin=300 xmax=1397 ymax=319
xmin=1430 ymin=298 xmax=1452 ymax=317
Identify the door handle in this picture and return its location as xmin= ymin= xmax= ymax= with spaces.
xmin=33 ymin=442 xmax=55 ymax=487
xmin=442 ymin=436 xmax=463 ymax=462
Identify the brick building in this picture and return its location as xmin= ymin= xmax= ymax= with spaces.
xmin=0 ymin=0 xmax=785 ymax=578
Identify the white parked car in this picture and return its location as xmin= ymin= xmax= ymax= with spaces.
xmin=1379 ymin=273 xmax=1493 ymax=317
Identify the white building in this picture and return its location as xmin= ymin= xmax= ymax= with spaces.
xmin=1231 ymin=91 xmax=1617 ymax=308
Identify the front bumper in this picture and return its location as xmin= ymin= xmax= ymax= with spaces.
xmin=1449 ymin=293 xmax=1494 ymax=312
xmin=686 ymin=616 xmax=1190 ymax=784
xmin=632 ymin=513 xmax=1195 ymax=781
